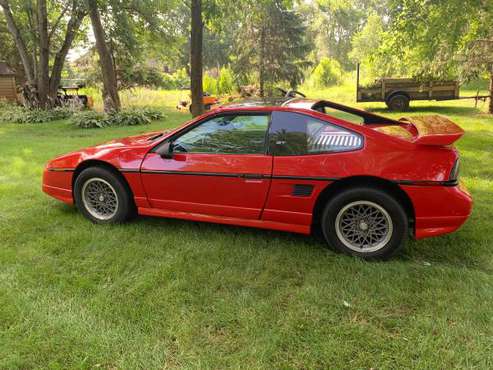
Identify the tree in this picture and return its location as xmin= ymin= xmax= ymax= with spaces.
xmin=0 ymin=17 xmax=23 ymax=79
xmin=349 ymin=12 xmax=391 ymax=83
xmin=381 ymin=0 xmax=493 ymax=113
xmin=302 ymin=0 xmax=390 ymax=70
xmin=0 ymin=0 xmax=34 ymax=84
xmin=233 ymin=0 xmax=311 ymax=96
xmin=37 ymin=0 xmax=49 ymax=107
xmin=461 ymin=39 xmax=493 ymax=114
xmin=0 ymin=0 xmax=86 ymax=108
xmin=85 ymin=0 xmax=121 ymax=112
xmin=190 ymin=0 xmax=204 ymax=117
xmin=82 ymin=0 xmax=181 ymax=111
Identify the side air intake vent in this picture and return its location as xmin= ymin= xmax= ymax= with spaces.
xmin=292 ymin=184 xmax=314 ymax=197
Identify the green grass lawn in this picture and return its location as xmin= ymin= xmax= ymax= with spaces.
xmin=1 ymin=85 xmax=492 ymax=369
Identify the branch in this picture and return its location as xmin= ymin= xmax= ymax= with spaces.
xmin=49 ymin=2 xmax=87 ymax=94
xmin=48 ymin=2 xmax=71 ymax=42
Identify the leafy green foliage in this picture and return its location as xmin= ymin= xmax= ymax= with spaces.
xmin=308 ymin=57 xmax=344 ymax=87
xmin=202 ymin=67 xmax=235 ymax=95
xmin=0 ymin=103 xmax=74 ymax=124
xmin=233 ymin=0 xmax=312 ymax=93
xmin=89 ymin=0 xmax=184 ymax=92
xmin=161 ymin=68 xmax=190 ymax=90
xmin=380 ymin=0 xmax=492 ymax=80
xmin=203 ymin=74 xmax=219 ymax=96
xmin=301 ymin=0 xmax=390 ymax=70
xmin=119 ymin=65 xmax=167 ymax=89
xmin=71 ymin=108 xmax=164 ymax=129
xmin=349 ymin=12 xmax=394 ymax=83
xmin=218 ymin=67 xmax=235 ymax=94
xmin=70 ymin=111 xmax=108 ymax=129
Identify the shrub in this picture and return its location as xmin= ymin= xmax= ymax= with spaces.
xmin=309 ymin=57 xmax=344 ymax=87
xmin=203 ymin=67 xmax=236 ymax=95
xmin=218 ymin=67 xmax=235 ymax=94
xmin=71 ymin=107 xmax=164 ymax=129
xmin=120 ymin=65 xmax=165 ymax=89
xmin=203 ymin=74 xmax=219 ymax=95
xmin=161 ymin=68 xmax=189 ymax=89
xmin=70 ymin=111 xmax=108 ymax=128
xmin=0 ymin=103 xmax=75 ymax=124
xmin=136 ymin=107 xmax=164 ymax=121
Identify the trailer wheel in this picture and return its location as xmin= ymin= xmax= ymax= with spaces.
xmin=387 ymin=94 xmax=410 ymax=111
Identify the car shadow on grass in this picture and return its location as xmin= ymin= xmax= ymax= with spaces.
xmin=132 ymin=214 xmax=489 ymax=269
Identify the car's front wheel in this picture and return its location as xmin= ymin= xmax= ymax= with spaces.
xmin=74 ymin=167 xmax=135 ymax=224
xmin=321 ymin=187 xmax=408 ymax=259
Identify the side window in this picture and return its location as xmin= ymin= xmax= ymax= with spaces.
xmin=269 ymin=111 xmax=363 ymax=156
xmin=173 ymin=114 xmax=269 ymax=154
xmin=306 ymin=118 xmax=363 ymax=154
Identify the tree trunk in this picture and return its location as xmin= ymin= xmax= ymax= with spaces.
xmin=259 ymin=26 xmax=266 ymax=98
xmin=489 ymin=69 xmax=493 ymax=114
xmin=37 ymin=0 xmax=50 ymax=108
xmin=190 ymin=0 xmax=204 ymax=117
xmin=49 ymin=6 xmax=86 ymax=102
xmin=86 ymin=0 xmax=121 ymax=112
xmin=0 ymin=0 xmax=35 ymax=84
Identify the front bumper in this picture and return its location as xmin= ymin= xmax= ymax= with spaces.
xmin=42 ymin=167 xmax=74 ymax=205
xmin=402 ymin=182 xmax=473 ymax=239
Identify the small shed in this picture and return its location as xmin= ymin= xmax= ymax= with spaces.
xmin=0 ymin=62 xmax=17 ymax=102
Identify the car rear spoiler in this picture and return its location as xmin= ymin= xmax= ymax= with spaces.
xmin=398 ymin=115 xmax=464 ymax=146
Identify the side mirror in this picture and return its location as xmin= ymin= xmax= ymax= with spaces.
xmin=156 ymin=141 xmax=173 ymax=159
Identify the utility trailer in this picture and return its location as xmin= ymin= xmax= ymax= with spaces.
xmin=356 ymin=64 xmax=490 ymax=111
xmin=356 ymin=64 xmax=462 ymax=111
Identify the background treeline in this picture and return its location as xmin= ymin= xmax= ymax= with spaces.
xmin=1 ymin=0 xmax=492 ymax=112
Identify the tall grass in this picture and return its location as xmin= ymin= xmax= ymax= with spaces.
xmin=82 ymin=87 xmax=189 ymax=111
xmin=82 ymin=77 xmax=490 ymax=114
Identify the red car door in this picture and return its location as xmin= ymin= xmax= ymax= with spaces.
xmin=141 ymin=113 xmax=272 ymax=220
xmin=263 ymin=111 xmax=364 ymax=227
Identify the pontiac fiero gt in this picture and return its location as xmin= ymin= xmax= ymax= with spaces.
xmin=43 ymin=98 xmax=472 ymax=259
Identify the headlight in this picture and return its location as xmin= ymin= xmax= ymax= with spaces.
xmin=449 ymin=158 xmax=460 ymax=181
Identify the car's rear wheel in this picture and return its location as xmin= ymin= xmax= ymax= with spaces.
xmin=74 ymin=167 xmax=135 ymax=224
xmin=321 ymin=187 xmax=408 ymax=259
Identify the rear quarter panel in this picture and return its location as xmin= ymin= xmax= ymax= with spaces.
xmin=264 ymin=110 xmax=459 ymax=229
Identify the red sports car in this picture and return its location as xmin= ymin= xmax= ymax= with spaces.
xmin=43 ymin=99 xmax=472 ymax=259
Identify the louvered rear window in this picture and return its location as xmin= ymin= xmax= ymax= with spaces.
xmin=269 ymin=111 xmax=363 ymax=156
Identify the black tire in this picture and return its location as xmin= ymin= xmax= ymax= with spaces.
xmin=74 ymin=167 xmax=135 ymax=224
xmin=321 ymin=187 xmax=408 ymax=260
xmin=386 ymin=94 xmax=410 ymax=111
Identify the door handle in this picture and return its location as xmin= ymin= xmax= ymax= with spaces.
xmin=241 ymin=174 xmax=264 ymax=179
